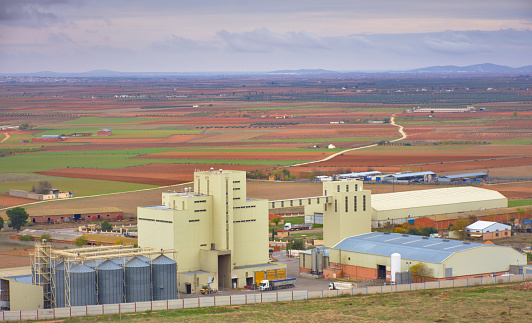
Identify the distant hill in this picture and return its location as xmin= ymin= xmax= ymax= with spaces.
xmin=409 ymin=63 xmax=532 ymax=74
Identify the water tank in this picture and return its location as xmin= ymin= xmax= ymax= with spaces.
xmin=53 ymin=262 xmax=66 ymax=308
xmin=151 ymin=255 xmax=177 ymax=300
xmin=124 ymin=257 xmax=151 ymax=302
xmin=97 ymin=260 xmax=124 ymax=305
xmin=69 ymin=263 xmax=97 ymax=306
xmin=391 ymin=253 xmax=401 ymax=283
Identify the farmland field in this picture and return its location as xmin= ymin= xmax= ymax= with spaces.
xmin=0 ymin=73 xmax=531 ymax=216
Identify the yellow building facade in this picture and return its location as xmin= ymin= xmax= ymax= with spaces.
xmin=138 ymin=169 xmax=285 ymax=294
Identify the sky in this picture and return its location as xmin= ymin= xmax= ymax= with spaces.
xmin=0 ymin=0 xmax=531 ymax=73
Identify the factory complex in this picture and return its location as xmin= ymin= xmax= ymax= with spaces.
xmin=0 ymin=169 xmax=528 ymax=314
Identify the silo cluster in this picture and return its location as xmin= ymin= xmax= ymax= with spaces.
xmin=35 ymin=254 xmax=177 ymax=308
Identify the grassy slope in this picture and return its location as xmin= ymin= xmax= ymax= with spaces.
xmin=62 ymin=284 xmax=532 ymax=322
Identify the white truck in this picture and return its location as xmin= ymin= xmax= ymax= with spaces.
xmin=283 ymin=223 xmax=313 ymax=231
xmin=259 ymin=278 xmax=296 ymax=291
xmin=329 ymin=281 xmax=357 ymax=290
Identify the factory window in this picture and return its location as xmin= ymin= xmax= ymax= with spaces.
xmin=334 ymin=200 xmax=337 ymax=212
xmin=355 ymin=184 xmax=358 ymax=191
xmin=200 ymin=244 xmax=207 ymax=247
xmin=299 ymin=199 xmax=303 ymax=206
xmin=194 ymin=209 xmax=206 ymax=212
xmin=324 ymin=190 xmax=327 ymax=196
xmin=345 ymin=196 xmax=348 ymax=212
xmin=233 ymin=197 xmax=240 ymax=200
xmin=138 ymin=217 xmax=155 ymax=222
xmin=495 ymin=233 xmax=499 ymax=237
xmin=308 ymin=198 xmax=311 ymax=205
xmin=189 ymin=219 xmax=200 ymax=222
xmin=346 ymin=185 xmax=349 ymax=192
xmin=290 ymin=200 xmax=293 ymax=207
xmin=354 ymin=196 xmax=357 ymax=212
xmin=325 ymin=203 xmax=327 ymax=211
xmin=233 ymin=181 xmax=240 ymax=183
xmin=194 ymin=200 xmax=206 ymax=203
xmin=337 ymin=185 xmax=340 ymax=192
xmin=233 ymin=187 xmax=240 ymax=190
xmin=317 ymin=198 xmax=320 ymax=204
xmin=281 ymin=201 xmax=284 ymax=207
xmin=363 ymin=195 xmax=366 ymax=211
xmin=156 ymin=219 xmax=172 ymax=223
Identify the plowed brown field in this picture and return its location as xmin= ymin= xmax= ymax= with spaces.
xmin=137 ymin=150 xmax=328 ymax=160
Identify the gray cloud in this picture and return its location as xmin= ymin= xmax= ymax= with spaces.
xmin=0 ymin=0 xmax=79 ymax=27
xmin=48 ymin=32 xmax=74 ymax=43
xmin=152 ymin=35 xmax=216 ymax=52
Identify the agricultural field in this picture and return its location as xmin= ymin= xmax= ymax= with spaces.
xmin=0 ymin=74 xmax=531 ymax=216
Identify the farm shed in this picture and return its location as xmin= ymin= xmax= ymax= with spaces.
xmin=324 ymin=232 xmax=526 ymax=281
xmin=466 ymin=221 xmax=511 ymax=240
xmin=438 ymin=172 xmax=488 ymax=183
xmin=31 ymin=135 xmax=64 ymax=143
xmin=382 ymin=171 xmax=436 ymax=182
xmin=371 ymin=187 xmax=507 ymax=227
xmin=28 ymin=207 xmax=124 ymax=224
xmin=414 ymin=206 xmax=526 ymax=230
xmin=336 ymin=171 xmax=382 ymax=181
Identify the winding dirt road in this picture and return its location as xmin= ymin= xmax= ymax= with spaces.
xmin=290 ymin=115 xmax=407 ymax=167
xmin=0 ymin=132 xmax=10 ymax=144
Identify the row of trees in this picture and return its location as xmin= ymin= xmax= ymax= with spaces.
xmin=247 ymin=168 xmax=296 ymax=181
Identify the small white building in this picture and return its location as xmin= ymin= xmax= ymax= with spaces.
xmin=327 ymin=144 xmax=336 ymax=149
xmin=466 ymin=221 xmax=512 ymax=240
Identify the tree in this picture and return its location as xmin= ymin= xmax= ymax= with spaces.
xmin=32 ymin=181 xmax=52 ymax=194
xmin=271 ymin=217 xmax=281 ymax=226
xmin=420 ymin=227 xmax=438 ymax=237
xmin=452 ymin=217 xmax=473 ymax=240
xmin=290 ymin=239 xmax=305 ymax=250
xmin=6 ymin=207 xmax=29 ymax=232
xmin=0 ymin=216 xmax=3 ymax=231
xmin=75 ymin=236 xmax=88 ymax=246
xmin=40 ymin=233 xmax=52 ymax=242
xmin=407 ymin=227 xmax=421 ymax=235
xmin=100 ymin=220 xmax=113 ymax=232
xmin=409 ymin=263 xmax=433 ymax=282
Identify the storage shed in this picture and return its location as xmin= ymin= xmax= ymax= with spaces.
xmin=466 ymin=221 xmax=512 ymax=240
xmin=324 ymin=232 xmax=526 ymax=281
xmin=371 ymin=187 xmax=507 ymax=227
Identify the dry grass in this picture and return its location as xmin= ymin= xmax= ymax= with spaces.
xmin=63 ymin=284 xmax=532 ymax=322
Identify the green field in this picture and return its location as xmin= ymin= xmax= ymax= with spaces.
xmin=243 ymin=137 xmax=396 ymax=143
xmin=61 ymin=283 xmax=532 ymax=322
xmin=508 ymin=199 xmax=532 ymax=207
xmin=0 ymin=178 xmax=156 ymax=196
xmin=32 ymin=128 xmax=200 ymax=138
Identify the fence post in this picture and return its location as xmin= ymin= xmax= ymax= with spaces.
xmin=86 ymin=305 xmax=88 ymax=316
xmin=276 ymin=292 xmax=278 ymax=302
xmin=467 ymin=278 xmax=469 ymax=287
xmin=292 ymin=291 xmax=294 ymax=301
xmin=151 ymin=301 xmax=153 ymax=311
xmin=167 ymin=300 xmax=169 ymax=310
xmin=424 ymin=281 xmax=426 ymax=289
xmin=381 ymin=286 xmax=383 ymax=293
xmin=439 ymin=281 xmax=440 ymax=288
xmin=230 ymin=295 xmax=232 ymax=305
xmin=103 ymin=304 xmax=105 ymax=315
xmin=198 ymin=297 xmax=200 ymax=307
xmin=119 ymin=303 xmax=121 ymax=315
xmin=366 ymin=286 xmax=368 ymax=294
xmin=70 ymin=307 xmax=72 ymax=318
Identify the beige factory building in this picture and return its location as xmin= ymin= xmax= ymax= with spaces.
xmin=138 ymin=169 xmax=285 ymax=294
xmin=270 ymin=180 xmax=372 ymax=248
xmin=369 ymin=186 xmax=507 ymax=227
xmin=321 ymin=232 xmax=526 ymax=281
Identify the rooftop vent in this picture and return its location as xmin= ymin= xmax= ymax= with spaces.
xmin=383 ymin=232 xmax=391 ymax=235
xmin=443 ymin=239 xmax=450 ymax=242
xmin=463 ymin=241 xmax=470 ymax=244
xmin=402 ymin=234 xmax=409 ymax=237
xmin=422 ymin=236 xmax=429 ymax=239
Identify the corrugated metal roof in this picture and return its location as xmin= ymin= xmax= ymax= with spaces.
xmin=372 ymin=187 xmax=506 ymax=211
xmin=338 ymin=171 xmax=382 ymax=178
xmin=385 ymin=171 xmax=435 ymax=179
xmin=466 ymin=221 xmax=511 ymax=232
xmin=125 ymin=257 xmax=149 ymax=268
xmin=29 ymin=207 xmax=122 ymax=217
xmin=69 ymin=263 xmax=95 ymax=273
xmin=98 ymin=259 xmax=123 ymax=270
xmin=332 ymin=232 xmax=497 ymax=263
xmin=442 ymin=172 xmax=487 ymax=179
xmin=152 ymin=255 xmax=176 ymax=265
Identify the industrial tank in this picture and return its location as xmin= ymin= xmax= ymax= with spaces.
xmin=84 ymin=259 xmax=103 ymax=269
xmin=151 ymin=255 xmax=177 ymax=300
xmin=124 ymin=257 xmax=151 ymax=302
xmin=69 ymin=263 xmax=97 ymax=306
xmin=53 ymin=261 xmax=66 ymax=308
xmin=391 ymin=253 xmax=401 ymax=283
xmin=97 ymin=260 xmax=124 ymax=304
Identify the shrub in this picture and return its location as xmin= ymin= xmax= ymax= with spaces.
xmin=19 ymin=235 xmax=34 ymax=241
xmin=75 ymin=236 xmax=88 ymax=246
xmin=40 ymin=233 xmax=52 ymax=242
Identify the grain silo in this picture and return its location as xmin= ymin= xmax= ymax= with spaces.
xmin=125 ymin=257 xmax=151 ymax=302
xmin=69 ymin=263 xmax=97 ymax=307
xmin=97 ymin=260 xmax=124 ymax=305
xmin=151 ymin=255 xmax=177 ymax=300
xmin=53 ymin=261 xmax=66 ymax=308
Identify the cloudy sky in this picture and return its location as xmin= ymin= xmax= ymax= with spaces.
xmin=1 ymin=0 xmax=531 ymax=73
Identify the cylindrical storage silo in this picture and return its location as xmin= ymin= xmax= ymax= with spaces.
xmin=69 ymin=263 xmax=97 ymax=307
xmin=151 ymin=255 xmax=177 ymax=301
xmin=97 ymin=260 xmax=124 ymax=305
xmin=316 ymin=250 xmax=323 ymax=275
xmin=111 ymin=257 xmax=127 ymax=266
xmin=85 ymin=259 xmax=103 ymax=269
xmin=124 ymin=257 xmax=151 ymax=303
xmin=311 ymin=249 xmax=317 ymax=274
xmin=53 ymin=261 xmax=66 ymax=308
xmin=391 ymin=253 xmax=401 ymax=283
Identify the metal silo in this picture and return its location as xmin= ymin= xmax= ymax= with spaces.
xmin=53 ymin=261 xmax=66 ymax=308
xmin=151 ymin=255 xmax=177 ymax=300
xmin=85 ymin=259 xmax=103 ymax=269
xmin=69 ymin=263 xmax=97 ymax=307
xmin=124 ymin=257 xmax=151 ymax=302
xmin=97 ymin=260 xmax=124 ymax=305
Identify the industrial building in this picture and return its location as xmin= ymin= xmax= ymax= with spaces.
xmin=438 ymin=172 xmax=488 ymax=183
xmin=138 ymin=169 xmax=286 ymax=294
xmin=30 ymin=243 xmax=176 ymax=309
xmin=466 ymin=221 xmax=512 ymax=240
xmin=382 ymin=171 xmax=436 ymax=183
xmin=26 ymin=207 xmax=124 ymax=224
xmin=319 ymin=232 xmax=526 ymax=281
xmin=371 ymin=186 xmax=507 ymax=227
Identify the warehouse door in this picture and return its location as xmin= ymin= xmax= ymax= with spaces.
xmin=377 ymin=265 xmax=386 ymax=279
xmin=218 ymin=254 xmax=231 ymax=292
